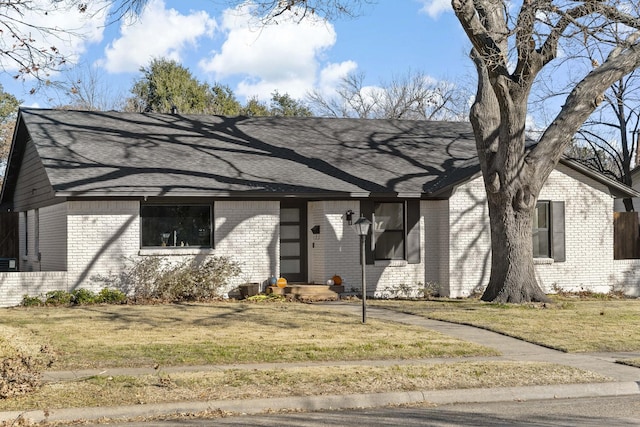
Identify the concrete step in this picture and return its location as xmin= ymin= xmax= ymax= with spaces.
xmin=267 ymin=284 xmax=344 ymax=301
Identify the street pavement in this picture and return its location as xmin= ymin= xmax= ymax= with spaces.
xmin=2 ymin=302 xmax=639 ymax=425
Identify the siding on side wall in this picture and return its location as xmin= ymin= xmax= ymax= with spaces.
xmin=12 ymin=138 xmax=56 ymax=212
xmin=39 ymin=203 xmax=67 ymax=271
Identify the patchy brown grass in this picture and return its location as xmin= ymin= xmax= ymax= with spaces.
xmin=0 ymin=361 xmax=607 ymax=412
xmin=0 ymin=302 xmax=495 ymax=370
xmin=370 ymin=297 xmax=640 ymax=353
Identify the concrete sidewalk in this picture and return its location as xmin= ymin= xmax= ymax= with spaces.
xmin=2 ymin=303 xmax=639 ymax=425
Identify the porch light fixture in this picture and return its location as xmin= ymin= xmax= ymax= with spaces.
xmin=345 ymin=209 xmax=354 ymax=225
xmin=352 ymin=214 xmax=371 ymax=323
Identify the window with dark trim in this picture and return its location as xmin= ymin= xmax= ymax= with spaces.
xmin=360 ymin=199 xmax=421 ymax=265
xmin=141 ymin=204 xmax=212 ymax=248
xmin=533 ymin=201 xmax=550 ymax=258
xmin=532 ymin=201 xmax=565 ymax=262
xmin=373 ymin=202 xmax=405 ymax=260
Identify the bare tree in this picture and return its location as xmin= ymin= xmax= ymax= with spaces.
xmin=570 ymin=72 xmax=640 ymax=212
xmin=0 ymin=0 xmax=148 ymax=87
xmin=307 ymin=70 xmax=469 ymax=120
xmin=50 ymin=64 xmax=126 ymax=111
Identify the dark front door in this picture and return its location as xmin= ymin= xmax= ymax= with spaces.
xmin=280 ymin=201 xmax=307 ymax=283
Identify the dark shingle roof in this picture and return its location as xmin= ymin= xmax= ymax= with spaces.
xmin=4 ymin=108 xmax=636 ymax=202
xmin=11 ymin=108 xmax=480 ymax=198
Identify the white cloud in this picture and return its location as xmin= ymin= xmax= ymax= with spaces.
xmin=100 ymin=0 xmax=216 ymax=73
xmin=0 ymin=0 xmax=108 ymax=74
xmin=199 ymin=3 xmax=340 ymax=100
xmin=417 ymin=0 xmax=452 ymax=18
xmin=318 ymin=61 xmax=358 ymax=95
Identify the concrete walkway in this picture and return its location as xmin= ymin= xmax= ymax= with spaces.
xmin=2 ymin=303 xmax=639 ymax=425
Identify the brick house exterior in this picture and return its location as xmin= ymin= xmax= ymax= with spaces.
xmin=1 ymin=108 xmax=639 ymax=306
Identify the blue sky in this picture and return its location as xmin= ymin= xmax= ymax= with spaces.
xmin=1 ymin=0 xmax=473 ymax=109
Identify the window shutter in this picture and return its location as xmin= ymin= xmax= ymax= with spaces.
xmin=360 ymin=200 xmax=375 ymax=265
xmin=551 ymin=201 xmax=565 ymax=262
xmin=406 ymin=199 xmax=421 ymax=264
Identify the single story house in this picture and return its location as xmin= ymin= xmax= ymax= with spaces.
xmin=1 ymin=108 xmax=640 ymax=305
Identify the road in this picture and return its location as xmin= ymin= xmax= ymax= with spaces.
xmin=92 ymin=395 xmax=640 ymax=426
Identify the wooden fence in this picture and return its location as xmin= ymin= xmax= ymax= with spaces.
xmin=614 ymin=212 xmax=640 ymax=259
xmin=0 ymin=212 xmax=18 ymax=258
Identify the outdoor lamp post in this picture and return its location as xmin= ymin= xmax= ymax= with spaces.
xmin=353 ymin=214 xmax=371 ymax=323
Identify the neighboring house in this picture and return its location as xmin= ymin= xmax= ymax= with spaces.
xmin=614 ymin=165 xmax=640 ymax=212
xmin=1 ymin=108 xmax=640 ymax=306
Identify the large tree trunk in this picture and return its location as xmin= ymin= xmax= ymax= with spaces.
xmin=482 ymin=195 xmax=550 ymax=303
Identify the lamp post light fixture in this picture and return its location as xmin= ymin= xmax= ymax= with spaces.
xmin=352 ymin=214 xmax=371 ymax=323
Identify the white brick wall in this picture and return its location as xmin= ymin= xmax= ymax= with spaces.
xmin=448 ymin=177 xmax=492 ymax=297
xmin=445 ymin=165 xmax=627 ymax=297
xmin=215 ymin=200 xmax=280 ymax=291
xmin=309 ymin=201 xmax=427 ymax=298
xmin=308 ymin=201 xmax=360 ymax=287
xmin=67 ymin=200 xmax=140 ymax=291
xmin=0 ymin=272 xmax=67 ymax=307
xmin=424 ymin=200 xmax=450 ymax=296
xmin=534 ymin=164 xmax=615 ymax=293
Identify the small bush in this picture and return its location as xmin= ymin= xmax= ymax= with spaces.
xmin=96 ymin=288 xmax=126 ymax=304
xmin=117 ymin=255 xmax=241 ymax=303
xmin=21 ymin=295 xmax=43 ymax=307
xmin=44 ymin=290 xmax=73 ymax=306
xmin=71 ymin=288 xmax=97 ymax=305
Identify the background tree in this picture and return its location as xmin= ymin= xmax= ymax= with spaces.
xmin=0 ymin=85 xmax=21 ymax=186
xmin=125 ymin=58 xmax=311 ymax=116
xmin=269 ymin=91 xmax=312 ymax=117
xmin=50 ymin=65 xmax=127 ymax=111
xmin=307 ymin=70 xmax=469 ymax=120
xmin=125 ymin=58 xmax=214 ymax=114
xmin=570 ymin=71 xmax=640 ymax=212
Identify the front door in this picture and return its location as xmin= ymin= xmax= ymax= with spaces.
xmin=280 ymin=201 xmax=307 ymax=283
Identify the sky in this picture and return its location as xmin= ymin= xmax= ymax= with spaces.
xmin=0 ymin=0 xmax=473 ymax=109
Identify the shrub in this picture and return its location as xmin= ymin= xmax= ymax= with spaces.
xmin=21 ymin=295 xmax=43 ymax=307
xmin=96 ymin=288 xmax=126 ymax=304
xmin=44 ymin=290 xmax=73 ymax=306
xmin=71 ymin=288 xmax=97 ymax=305
xmin=121 ymin=255 xmax=241 ymax=303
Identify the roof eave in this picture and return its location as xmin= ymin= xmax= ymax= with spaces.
xmin=559 ymin=158 xmax=640 ymax=198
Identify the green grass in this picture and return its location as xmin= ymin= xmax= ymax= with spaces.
xmin=370 ymin=297 xmax=640 ymax=353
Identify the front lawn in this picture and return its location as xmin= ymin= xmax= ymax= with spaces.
xmin=371 ymin=296 xmax=640 ymax=353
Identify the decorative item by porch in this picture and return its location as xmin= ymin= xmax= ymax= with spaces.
xmin=326 ymin=279 xmax=334 ymax=286
xmin=277 ymin=277 xmax=287 ymax=288
xmin=332 ymin=275 xmax=343 ymax=286
xmin=268 ymin=276 xmax=277 ymax=286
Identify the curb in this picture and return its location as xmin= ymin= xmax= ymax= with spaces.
xmin=2 ymin=381 xmax=639 ymax=424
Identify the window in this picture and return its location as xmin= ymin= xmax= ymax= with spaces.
xmin=141 ymin=205 xmax=212 ymax=248
xmin=361 ymin=199 xmax=421 ymax=264
xmin=532 ymin=201 xmax=565 ymax=262
xmin=532 ymin=202 xmax=550 ymax=258
xmin=373 ymin=202 xmax=405 ymax=260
